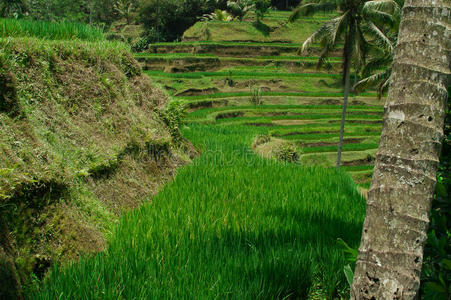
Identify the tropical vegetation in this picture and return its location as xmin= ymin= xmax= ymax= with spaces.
xmin=0 ymin=0 xmax=449 ymax=299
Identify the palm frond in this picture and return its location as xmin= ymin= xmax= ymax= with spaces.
xmin=289 ymin=1 xmax=337 ymax=22
xmin=378 ymin=74 xmax=391 ymax=99
xmin=363 ymin=21 xmax=394 ymax=52
xmin=363 ymin=0 xmax=399 ymax=14
xmin=317 ymin=44 xmax=334 ymax=68
xmin=354 ymin=69 xmax=390 ymax=95
xmin=328 ymin=10 xmax=350 ymax=45
xmin=362 ymin=57 xmax=391 ymax=76
xmin=301 ymin=21 xmax=334 ymax=54
xmin=352 ymin=23 xmax=368 ymax=68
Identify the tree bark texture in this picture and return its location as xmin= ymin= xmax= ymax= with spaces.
xmin=351 ymin=0 xmax=450 ymax=299
xmin=337 ymin=31 xmax=353 ymax=168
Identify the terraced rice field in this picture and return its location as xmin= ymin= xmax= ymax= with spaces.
xmin=32 ymin=11 xmax=381 ymax=299
xmin=135 ymin=11 xmax=383 ymax=188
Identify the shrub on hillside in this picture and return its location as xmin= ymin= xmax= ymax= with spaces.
xmin=254 ymin=0 xmax=270 ymax=21
xmin=252 ymin=134 xmax=271 ymax=149
xmin=139 ymin=0 xmax=218 ymax=42
xmin=274 ymin=142 xmax=299 ymax=162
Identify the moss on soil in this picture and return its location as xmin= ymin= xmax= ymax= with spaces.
xmin=0 ymin=37 xmax=192 ymax=291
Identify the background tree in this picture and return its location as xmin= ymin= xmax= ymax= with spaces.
xmin=290 ymin=0 xmax=393 ymax=167
xmin=139 ymin=0 xmax=216 ymax=42
xmin=351 ymin=0 xmax=450 ymax=297
xmin=114 ymin=0 xmax=137 ymax=25
xmin=254 ymin=0 xmax=271 ymax=22
xmin=227 ymin=0 xmax=254 ymax=20
xmin=354 ymin=0 xmax=402 ymax=99
xmin=0 ymin=0 xmax=28 ymax=18
xmin=270 ymin=0 xmax=301 ymax=10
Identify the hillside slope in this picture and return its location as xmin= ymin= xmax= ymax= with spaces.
xmin=136 ymin=10 xmax=383 ymax=189
xmin=0 ymin=37 xmax=193 ymax=293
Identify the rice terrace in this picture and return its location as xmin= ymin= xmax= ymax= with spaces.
xmin=0 ymin=0 xmax=449 ymax=299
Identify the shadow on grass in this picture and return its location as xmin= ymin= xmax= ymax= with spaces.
xmin=252 ymin=21 xmax=271 ymax=37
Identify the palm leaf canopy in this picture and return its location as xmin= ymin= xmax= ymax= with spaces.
xmin=290 ymin=0 xmax=398 ymax=72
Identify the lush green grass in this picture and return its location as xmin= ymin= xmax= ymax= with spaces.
xmin=182 ymin=15 xmax=336 ymax=43
xmin=282 ymin=131 xmax=381 ymax=141
xmin=301 ymin=143 xmax=379 ymax=154
xmin=145 ymin=70 xmax=341 ymax=79
xmin=145 ymin=41 xmax=343 ymax=49
xmin=269 ymin=124 xmax=382 ymax=136
xmin=31 ymin=124 xmax=365 ymax=299
xmin=0 ymin=18 xmax=104 ymax=41
xmin=185 ymin=105 xmax=382 ymax=122
xmin=136 ymin=53 xmax=342 ymax=61
xmin=177 ymin=91 xmax=378 ymax=101
xmin=342 ymin=165 xmax=374 ymax=172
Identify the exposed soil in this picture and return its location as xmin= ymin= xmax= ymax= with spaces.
xmin=146 ymin=44 xmax=342 ymax=58
xmin=327 ymin=119 xmax=382 ymax=125
xmin=176 ymin=87 xmax=219 ymax=96
xmin=297 ymin=138 xmax=365 ymax=148
xmin=275 ymin=130 xmax=339 ymax=137
xmin=272 ymin=119 xmax=317 ymax=125
xmin=215 ymin=111 xmax=245 ymax=119
xmin=245 ymin=122 xmax=274 ymax=127
xmin=342 ymin=158 xmax=375 ymax=166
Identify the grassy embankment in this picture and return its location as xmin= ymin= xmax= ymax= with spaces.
xmin=135 ymin=9 xmax=383 ymax=187
xmin=31 ymin=9 xmax=376 ymax=299
xmin=31 ymin=123 xmax=366 ymax=299
xmin=0 ymin=18 xmax=105 ymax=41
xmin=0 ymin=23 xmax=190 ymax=292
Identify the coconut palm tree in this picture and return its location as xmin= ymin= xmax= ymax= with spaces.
xmin=351 ymin=0 xmax=450 ymax=296
xmin=354 ymin=45 xmax=393 ymax=99
xmin=354 ymin=0 xmax=402 ymax=99
xmin=202 ymin=9 xmax=235 ymax=21
xmin=290 ymin=0 xmax=394 ymax=167
xmin=0 ymin=0 xmax=27 ymax=17
xmin=227 ymin=0 xmax=254 ymax=21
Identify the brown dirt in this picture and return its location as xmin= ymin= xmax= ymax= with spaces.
xmin=245 ymin=122 xmax=274 ymax=127
xmin=0 ymin=39 xmax=193 ymax=288
xmin=272 ymin=119 xmax=317 ymax=125
xmin=215 ymin=111 xmax=245 ymax=120
xmin=298 ymin=138 xmax=365 ymax=148
xmin=176 ymin=87 xmax=219 ymax=96
xmin=276 ymin=130 xmax=339 ymax=137
xmin=145 ymin=44 xmax=342 ymax=58
xmin=342 ymin=158 xmax=375 ymax=166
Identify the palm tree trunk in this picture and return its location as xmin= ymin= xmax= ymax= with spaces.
xmin=156 ymin=0 xmax=160 ymax=42
xmin=351 ymin=0 xmax=450 ymax=298
xmin=336 ymin=54 xmax=351 ymax=168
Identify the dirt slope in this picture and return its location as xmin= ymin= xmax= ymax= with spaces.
xmin=0 ymin=37 xmax=193 ymax=291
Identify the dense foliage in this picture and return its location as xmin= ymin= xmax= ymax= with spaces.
xmin=138 ymin=0 xmax=219 ymax=42
xmin=31 ymin=123 xmax=366 ymax=299
xmin=270 ymin=0 xmax=301 ymax=10
xmin=420 ymin=96 xmax=451 ymax=299
xmin=0 ymin=18 xmax=105 ymax=40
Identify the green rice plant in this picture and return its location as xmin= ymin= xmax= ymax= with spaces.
xmin=144 ymin=70 xmax=342 ymax=79
xmin=249 ymin=84 xmax=263 ymax=105
xmin=342 ymin=165 xmax=374 ymax=172
xmin=31 ymin=124 xmax=366 ymax=299
xmin=177 ymin=91 xmax=377 ymax=101
xmin=145 ymin=40 xmax=343 ymax=49
xmin=301 ymin=143 xmax=380 ymax=154
xmin=0 ymin=18 xmax=104 ymax=41
xmin=136 ymin=53 xmax=342 ymax=62
xmin=274 ymin=141 xmax=299 ymax=162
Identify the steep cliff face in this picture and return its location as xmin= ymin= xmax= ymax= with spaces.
xmin=0 ymin=37 xmax=193 ymax=291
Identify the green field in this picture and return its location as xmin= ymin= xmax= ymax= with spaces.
xmin=0 ymin=18 xmax=104 ymax=41
xmin=31 ymin=124 xmax=366 ymax=299
xmin=183 ymin=10 xmax=339 ymax=43
xmin=28 ymin=8 xmax=384 ymax=299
